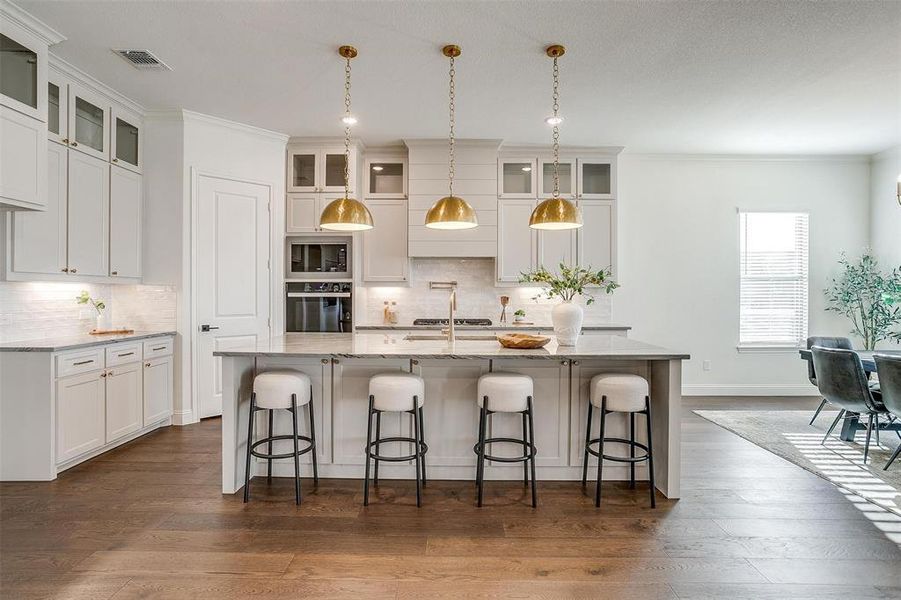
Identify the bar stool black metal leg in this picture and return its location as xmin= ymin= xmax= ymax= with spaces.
xmin=475 ymin=400 xmax=486 ymax=487
xmin=418 ymin=404 xmax=427 ymax=486
xmin=267 ymin=409 xmax=274 ymax=484
xmin=629 ymin=412 xmax=636 ymax=489
xmin=291 ymin=393 xmax=301 ymax=505
xmin=373 ymin=410 xmax=381 ymax=485
xmin=308 ymin=386 xmax=319 ymax=485
xmin=477 ymin=396 xmax=488 ymax=507
xmin=522 ymin=411 xmax=529 ymax=487
xmin=645 ymin=396 xmax=656 ymax=508
xmin=363 ymin=395 xmax=374 ymax=506
xmin=527 ymin=396 xmax=537 ymax=508
xmin=595 ymin=397 xmax=607 ymax=507
xmin=412 ymin=397 xmax=422 ymax=508
xmin=582 ymin=403 xmax=593 ymax=487
xmin=243 ymin=393 xmax=256 ymax=503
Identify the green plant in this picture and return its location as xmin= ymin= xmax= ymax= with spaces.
xmin=519 ymin=263 xmax=618 ymax=304
xmin=514 ymin=309 xmax=526 ymax=317
xmin=824 ymin=251 xmax=901 ymax=350
xmin=75 ymin=290 xmax=106 ymax=316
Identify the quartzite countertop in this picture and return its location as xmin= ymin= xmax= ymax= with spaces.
xmin=354 ymin=324 xmax=632 ymax=332
xmin=0 ymin=330 xmax=177 ymax=353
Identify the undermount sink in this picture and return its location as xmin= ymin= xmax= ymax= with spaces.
xmin=404 ymin=334 xmax=498 ymax=342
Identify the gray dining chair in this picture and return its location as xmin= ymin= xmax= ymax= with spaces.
xmin=806 ymin=336 xmax=853 ymax=425
xmin=875 ymin=354 xmax=901 ymax=470
xmin=811 ymin=347 xmax=886 ymax=464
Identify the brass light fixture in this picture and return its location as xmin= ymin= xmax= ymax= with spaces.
xmin=530 ymin=44 xmax=582 ymax=230
xmin=425 ymin=44 xmax=478 ymax=230
xmin=320 ymin=45 xmax=374 ymax=231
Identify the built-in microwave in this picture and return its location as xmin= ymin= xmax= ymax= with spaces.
xmin=286 ymin=236 xmax=351 ymax=279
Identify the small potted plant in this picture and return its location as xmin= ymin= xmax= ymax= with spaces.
xmin=76 ymin=290 xmax=111 ymax=331
xmin=513 ymin=309 xmax=527 ymax=323
xmin=520 ymin=263 xmax=618 ymax=345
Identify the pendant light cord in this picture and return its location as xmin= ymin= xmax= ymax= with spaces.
xmin=552 ymin=55 xmax=560 ymax=199
xmin=448 ymin=54 xmax=456 ymax=199
xmin=343 ymin=55 xmax=352 ymax=200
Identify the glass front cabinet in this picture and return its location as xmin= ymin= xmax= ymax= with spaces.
xmin=288 ymin=145 xmax=357 ymax=194
xmin=111 ymin=106 xmax=142 ymax=173
xmin=365 ymin=157 xmax=407 ymax=198
xmin=577 ymin=158 xmax=614 ymax=199
xmin=67 ymin=83 xmax=109 ymax=162
xmin=498 ymin=158 xmax=537 ymax=198
xmin=538 ymin=158 xmax=576 ymax=198
xmin=0 ymin=28 xmax=46 ymax=122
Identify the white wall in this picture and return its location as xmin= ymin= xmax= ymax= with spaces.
xmin=870 ymin=145 xmax=901 ymax=266
xmin=616 ymin=155 xmax=871 ymax=395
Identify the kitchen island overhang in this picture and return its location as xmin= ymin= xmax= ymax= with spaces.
xmin=216 ymin=333 xmax=689 ymax=499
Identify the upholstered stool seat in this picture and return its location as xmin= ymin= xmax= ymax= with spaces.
xmin=590 ymin=374 xmax=648 ymax=412
xmin=244 ymin=370 xmax=318 ymax=505
xmin=474 ymin=372 xmax=538 ymax=508
xmin=370 ymin=373 xmax=425 ymax=411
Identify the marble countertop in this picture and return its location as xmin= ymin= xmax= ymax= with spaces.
xmin=355 ymin=323 xmax=631 ymax=331
xmin=0 ymin=331 xmax=176 ymax=352
xmin=214 ymin=333 xmax=688 ymax=360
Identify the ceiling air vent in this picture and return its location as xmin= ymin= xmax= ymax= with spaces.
xmin=113 ymin=49 xmax=171 ymax=71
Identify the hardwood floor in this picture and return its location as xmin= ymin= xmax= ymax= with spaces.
xmin=2 ymin=397 xmax=901 ymax=599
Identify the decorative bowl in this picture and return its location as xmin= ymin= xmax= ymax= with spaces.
xmin=497 ymin=333 xmax=551 ymax=349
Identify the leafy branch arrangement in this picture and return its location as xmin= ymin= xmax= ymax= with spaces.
xmin=519 ymin=263 xmax=618 ymax=304
xmin=824 ymin=251 xmax=901 ymax=350
xmin=75 ymin=290 xmax=106 ymax=316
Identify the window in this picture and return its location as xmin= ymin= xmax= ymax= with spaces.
xmin=739 ymin=211 xmax=809 ymax=348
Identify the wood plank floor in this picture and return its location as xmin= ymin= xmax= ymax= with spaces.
xmin=2 ymin=397 xmax=901 ymax=599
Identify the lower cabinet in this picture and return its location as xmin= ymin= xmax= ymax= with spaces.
xmin=143 ymin=356 xmax=173 ymax=425
xmin=56 ymin=370 xmax=106 ymax=463
xmin=105 ymin=361 xmax=142 ymax=442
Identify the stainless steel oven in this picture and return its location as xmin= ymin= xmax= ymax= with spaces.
xmin=286 ymin=236 xmax=351 ymax=279
xmin=286 ymin=282 xmax=353 ymax=333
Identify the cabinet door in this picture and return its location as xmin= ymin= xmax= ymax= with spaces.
xmin=538 ymin=228 xmax=576 ymax=270
xmin=321 ymin=147 xmax=353 ymax=193
xmin=498 ymin=158 xmax=536 ymax=198
xmin=109 ymin=165 xmax=142 ymax=278
xmin=11 ymin=142 xmax=67 ymax=274
xmin=286 ymin=194 xmax=321 ymax=233
xmin=538 ymin=158 xmax=575 ymax=198
xmin=0 ymin=105 xmax=46 ymax=209
xmin=67 ymin=83 xmax=109 ymax=161
xmin=105 ymin=361 xmax=142 ymax=442
xmin=0 ymin=28 xmax=46 ymax=121
xmin=67 ymin=151 xmax=110 ymax=276
xmin=287 ymin=148 xmax=318 ymax=192
xmin=110 ymin=106 xmax=141 ymax=173
xmin=577 ymin=200 xmax=615 ymax=272
xmin=56 ymin=370 xmax=105 ymax=463
xmin=577 ymin=159 xmax=614 ymax=199
xmin=143 ymin=355 xmax=173 ymax=425
xmin=365 ymin=158 xmax=407 ymax=198
xmin=362 ymin=199 xmax=408 ymax=282
xmin=47 ymin=71 xmax=68 ymax=145
xmin=497 ymin=199 xmax=536 ymax=282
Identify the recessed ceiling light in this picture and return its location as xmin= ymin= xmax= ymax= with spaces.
xmin=341 ymin=115 xmax=358 ymax=125
xmin=544 ymin=115 xmax=564 ymax=126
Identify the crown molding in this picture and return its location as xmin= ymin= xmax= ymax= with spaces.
xmin=50 ymin=54 xmax=145 ymax=114
xmin=1 ymin=0 xmax=66 ymax=45
xmin=146 ymin=109 xmax=289 ymax=143
xmin=500 ymin=143 xmax=624 ymax=156
xmin=622 ymin=152 xmax=870 ymax=164
xmin=404 ymin=138 xmax=503 ymax=149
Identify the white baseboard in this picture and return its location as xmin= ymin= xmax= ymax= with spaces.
xmin=683 ymin=384 xmax=818 ymax=396
xmin=172 ymin=409 xmax=198 ymax=426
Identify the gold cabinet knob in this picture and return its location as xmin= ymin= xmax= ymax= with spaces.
xmin=111 ymin=271 xmax=118 ymax=276
xmin=112 ymin=158 xmax=118 ymax=163
xmin=71 ymin=142 xmax=78 ymax=147
xmin=69 ymin=268 xmax=77 ymax=273
xmin=62 ymin=138 xmax=69 ymax=143
xmin=145 ymin=362 xmax=151 ymax=367
xmin=61 ymin=267 xmax=69 ymax=273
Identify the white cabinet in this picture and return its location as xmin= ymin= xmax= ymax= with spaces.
xmin=538 ymin=158 xmax=576 ymax=198
xmin=365 ymin=157 xmax=407 ymax=198
xmin=67 ymin=82 xmax=109 ymax=162
xmin=110 ymin=106 xmax=142 ymax=173
xmin=109 ymin=165 xmax=142 ymax=278
xmin=143 ymin=355 xmax=173 ymax=425
xmin=105 ymin=361 xmax=142 ymax=443
xmin=0 ymin=24 xmax=47 ymax=123
xmin=498 ymin=158 xmax=537 ymax=198
xmin=11 ymin=141 xmax=66 ymax=274
xmin=66 ymin=151 xmax=109 ymax=276
xmin=577 ymin=159 xmax=614 ymax=199
xmin=577 ymin=200 xmax=615 ymax=272
xmin=287 ymin=145 xmax=356 ymax=194
xmin=56 ymin=370 xmax=105 ymax=463
xmin=362 ymin=199 xmax=409 ymax=282
xmin=538 ymin=228 xmax=577 ymax=270
xmin=0 ymin=105 xmax=47 ymax=210
xmin=46 ymin=69 xmax=68 ymax=145
xmin=286 ymin=194 xmax=323 ymax=233
xmin=497 ymin=199 xmax=537 ymax=282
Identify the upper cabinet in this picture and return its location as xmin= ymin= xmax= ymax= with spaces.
xmin=498 ymin=158 xmax=536 ymax=198
xmin=68 ymin=83 xmax=109 ymax=162
xmin=288 ymin=144 xmax=357 ymax=194
xmin=111 ymin=106 xmax=142 ymax=173
xmin=362 ymin=198 xmax=409 ymax=282
xmin=577 ymin=158 xmax=614 ymax=199
xmin=0 ymin=105 xmax=46 ymax=210
xmin=538 ymin=158 xmax=575 ymax=198
xmin=365 ymin=157 xmax=407 ymax=198
xmin=46 ymin=69 xmax=68 ymax=145
xmin=0 ymin=29 xmax=46 ymax=122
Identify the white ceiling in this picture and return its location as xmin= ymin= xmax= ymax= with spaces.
xmin=17 ymin=0 xmax=901 ymax=155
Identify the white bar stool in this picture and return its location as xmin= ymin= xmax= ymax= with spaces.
xmin=583 ymin=373 xmax=655 ymax=508
xmin=474 ymin=372 xmax=537 ymax=508
xmin=244 ymin=370 xmax=318 ymax=505
xmin=364 ymin=372 xmax=428 ymax=507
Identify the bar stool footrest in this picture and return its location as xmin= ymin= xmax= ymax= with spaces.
xmin=474 ymin=437 xmax=537 ymax=463
xmin=368 ymin=436 xmax=429 ymax=462
xmin=250 ymin=435 xmax=315 ymax=460
xmin=586 ymin=437 xmax=650 ymax=463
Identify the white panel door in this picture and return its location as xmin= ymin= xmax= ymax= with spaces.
xmin=109 ymin=165 xmax=142 ymax=278
xmin=143 ymin=355 xmax=173 ymax=425
xmin=12 ymin=141 xmax=67 ymax=274
xmin=577 ymin=199 xmax=615 ymax=272
xmin=0 ymin=105 xmax=46 ymax=209
xmin=105 ymin=361 xmax=143 ymax=442
xmin=362 ymin=199 xmax=408 ymax=282
xmin=497 ymin=199 xmax=536 ymax=282
xmin=196 ymin=175 xmax=271 ymax=419
xmin=56 ymin=370 xmax=105 ymax=463
xmin=67 ymin=151 xmax=109 ymax=276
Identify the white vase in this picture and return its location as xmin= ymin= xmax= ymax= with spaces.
xmin=552 ymin=301 xmax=583 ymax=346
xmin=95 ymin=312 xmax=112 ymax=331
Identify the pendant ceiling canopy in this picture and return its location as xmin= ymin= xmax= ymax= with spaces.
xmin=425 ymin=44 xmax=478 ymax=230
xmin=320 ymin=44 xmax=374 ymax=232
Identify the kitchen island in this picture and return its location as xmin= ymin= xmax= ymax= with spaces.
xmin=215 ymin=333 xmax=689 ymax=498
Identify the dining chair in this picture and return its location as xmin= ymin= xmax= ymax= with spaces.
xmin=806 ymin=336 xmax=853 ymax=425
xmin=811 ymin=347 xmax=886 ymax=464
xmin=875 ymin=354 xmax=901 ymax=470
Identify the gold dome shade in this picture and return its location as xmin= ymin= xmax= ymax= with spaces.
xmin=425 ymin=195 xmax=478 ymax=230
xmin=319 ymin=196 xmax=373 ymax=231
xmin=529 ymin=197 xmax=583 ymax=230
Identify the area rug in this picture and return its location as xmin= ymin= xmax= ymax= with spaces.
xmin=694 ymin=409 xmax=901 ymax=516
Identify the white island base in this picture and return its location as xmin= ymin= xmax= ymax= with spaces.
xmin=217 ymin=334 xmax=688 ymax=499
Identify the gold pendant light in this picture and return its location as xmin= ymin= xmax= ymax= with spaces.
xmin=320 ymin=45 xmax=374 ymax=232
xmin=425 ymin=44 xmax=478 ymax=230
xmin=530 ymin=44 xmax=582 ymax=230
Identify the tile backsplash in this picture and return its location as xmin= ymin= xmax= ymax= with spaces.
xmin=0 ymin=282 xmax=176 ymax=343
xmin=358 ymin=258 xmax=612 ymax=326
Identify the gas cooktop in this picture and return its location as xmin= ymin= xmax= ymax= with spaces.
xmin=412 ymin=318 xmax=493 ymax=326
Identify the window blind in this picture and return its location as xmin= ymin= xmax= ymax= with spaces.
xmin=739 ymin=211 xmax=809 ymax=347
